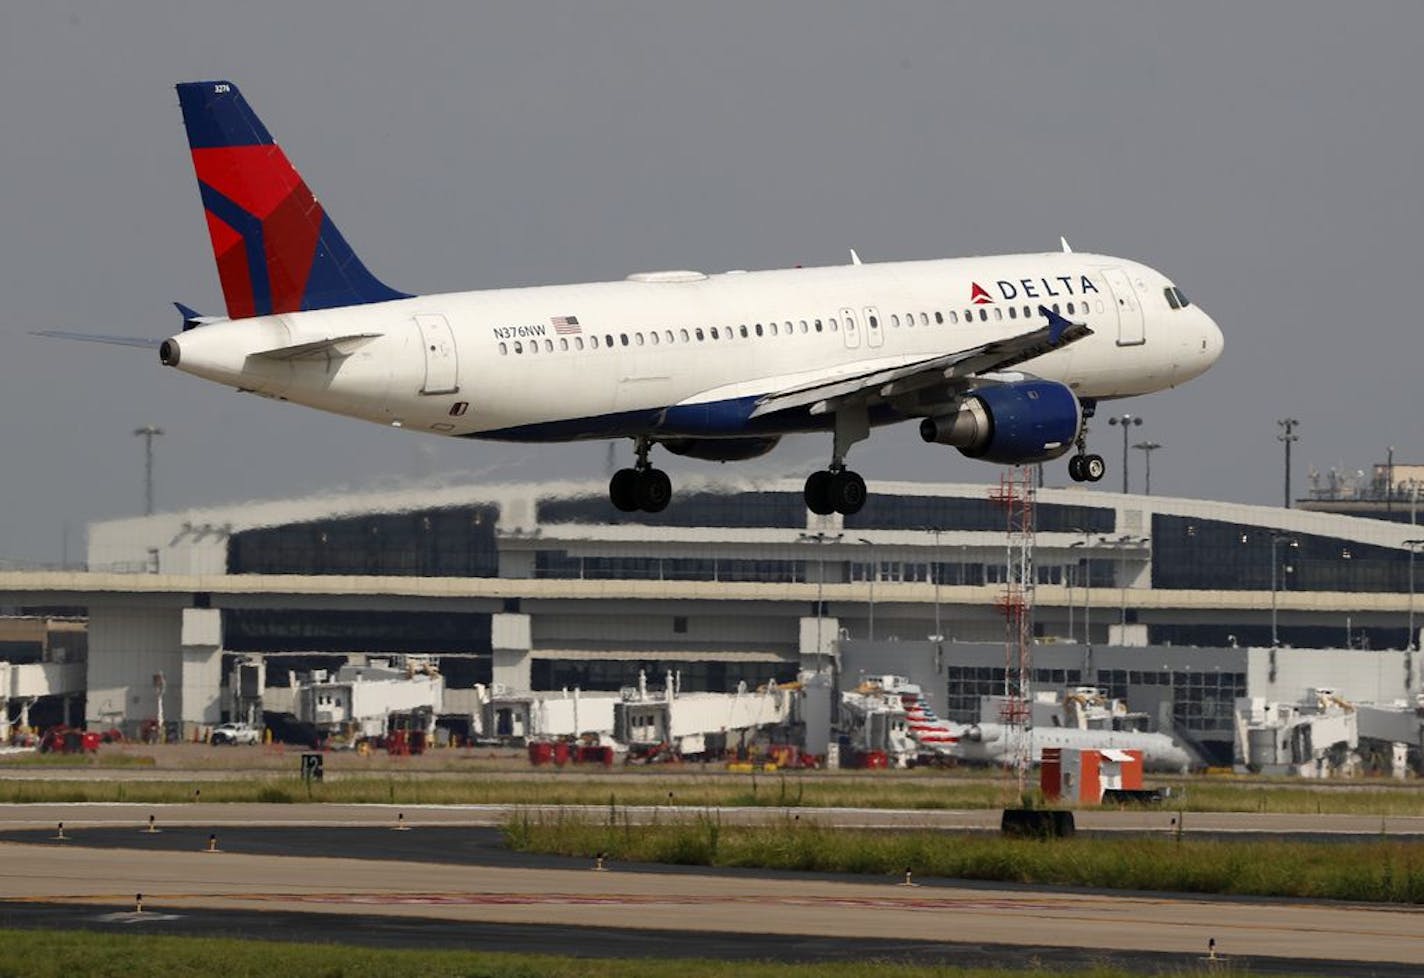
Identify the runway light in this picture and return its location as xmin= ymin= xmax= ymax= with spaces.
xmin=395 ymin=812 xmax=410 ymax=832
xmin=135 ymin=893 xmax=143 ymax=914
xmin=54 ymin=822 xmax=66 ymax=841
xmin=145 ymin=814 xmax=159 ymax=834
xmin=899 ymin=866 xmax=918 ymax=887
xmin=593 ymin=851 xmax=607 ymax=872
xmin=206 ymin=833 xmax=219 ymax=853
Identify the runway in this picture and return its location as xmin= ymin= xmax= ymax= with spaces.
xmin=0 ymin=813 xmax=1421 ymax=974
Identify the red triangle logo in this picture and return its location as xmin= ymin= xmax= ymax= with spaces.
xmin=970 ymin=282 xmax=994 ymax=304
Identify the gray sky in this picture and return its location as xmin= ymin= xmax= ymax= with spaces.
xmin=3 ymin=2 xmax=1422 ymax=563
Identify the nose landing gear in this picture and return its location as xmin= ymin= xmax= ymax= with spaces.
xmin=609 ymin=437 xmax=672 ymax=513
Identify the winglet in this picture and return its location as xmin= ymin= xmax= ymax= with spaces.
xmin=1039 ymin=304 xmax=1074 ymax=345
xmin=849 ymin=248 xmax=862 ymax=266
xmin=1060 ymin=236 xmax=1073 ymax=253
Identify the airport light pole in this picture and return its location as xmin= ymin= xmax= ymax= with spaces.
xmin=1132 ymin=441 xmax=1162 ymax=496
xmin=857 ymin=537 xmax=876 ymax=642
xmin=1070 ymin=538 xmax=1090 ymax=679
xmin=133 ymin=426 xmax=164 ymax=516
xmin=1270 ymin=532 xmax=1298 ymax=648
xmin=1107 ymin=415 xmax=1142 ymax=493
xmin=1405 ymin=539 xmax=1424 ymax=651
xmin=797 ymin=532 xmax=842 ymax=661
xmin=1277 ymin=418 xmax=1299 ymax=508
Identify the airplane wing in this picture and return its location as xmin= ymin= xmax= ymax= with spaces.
xmin=748 ymin=305 xmax=1090 ymax=420
xmin=29 ymin=330 xmax=162 ymax=349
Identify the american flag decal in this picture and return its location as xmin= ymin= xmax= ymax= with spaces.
xmin=551 ymin=315 xmax=581 ymax=335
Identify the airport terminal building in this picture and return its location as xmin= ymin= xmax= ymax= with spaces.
xmin=1 ymin=475 xmax=1421 ymax=758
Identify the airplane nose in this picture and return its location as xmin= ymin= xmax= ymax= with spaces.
xmin=1202 ymin=311 xmax=1224 ymax=363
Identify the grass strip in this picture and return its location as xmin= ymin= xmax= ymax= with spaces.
xmin=0 ymin=928 xmax=1274 ymax=978
xmin=504 ymin=811 xmax=1424 ymax=904
xmin=0 ymin=773 xmax=1419 ymax=816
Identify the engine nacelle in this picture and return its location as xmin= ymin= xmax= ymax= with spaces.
xmin=919 ymin=379 xmax=1081 ymax=464
xmin=660 ymin=436 xmax=781 ymax=462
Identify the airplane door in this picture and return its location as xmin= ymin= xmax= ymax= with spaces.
xmin=1101 ymin=267 xmax=1145 ymax=347
xmin=863 ymin=306 xmax=884 ymax=348
xmin=414 ymin=314 xmax=460 ymax=394
xmin=839 ymin=307 xmax=861 ymax=349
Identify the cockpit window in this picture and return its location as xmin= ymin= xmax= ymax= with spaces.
xmin=1163 ymin=285 xmax=1192 ymax=310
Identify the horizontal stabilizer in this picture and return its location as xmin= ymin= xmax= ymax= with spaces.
xmin=246 ymin=333 xmax=381 ymax=361
xmin=30 ymin=330 xmax=161 ymax=349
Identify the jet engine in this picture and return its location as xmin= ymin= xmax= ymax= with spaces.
xmin=660 ymin=436 xmax=781 ymax=462
xmin=919 ymin=379 xmax=1081 ymax=464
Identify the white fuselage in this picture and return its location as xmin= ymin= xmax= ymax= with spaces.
xmin=163 ymin=252 xmax=1222 ymax=444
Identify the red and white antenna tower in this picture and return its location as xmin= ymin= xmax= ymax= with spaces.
xmin=989 ymin=466 xmax=1036 ymax=795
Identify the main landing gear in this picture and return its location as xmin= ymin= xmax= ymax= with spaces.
xmin=1066 ymin=429 xmax=1105 ymax=483
xmin=609 ymin=437 xmax=672 ymax=513
xmin=804 ymin=406 xmax=872 ymax=515
xmin=804 ymin=467 xmax=866 ymax=515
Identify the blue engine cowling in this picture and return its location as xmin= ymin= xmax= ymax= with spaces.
xmin=660 ymin=436 xmax=781 ymax=462
xmin=919 ymin=379 xmax=1081 ymax=464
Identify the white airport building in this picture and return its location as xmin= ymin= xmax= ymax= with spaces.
xmin=1 ymin=476 xmax=1421 ymax=763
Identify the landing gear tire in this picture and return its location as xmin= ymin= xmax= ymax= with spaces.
xmin=1067 ymin=454 xmax=1106 ymax=484
xmin=610 ymin=468 xmax=640 ymax=512
xmin=635 ymin=468 xmax=672 ymax=513
xmin=803 ymin=470 xmax=835 ymax=516
xmin=829 ymin=470 xmax=867 ymax=515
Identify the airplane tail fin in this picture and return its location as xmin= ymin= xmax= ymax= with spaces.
xmin=175 ymin=80 xmax=408 ymax=319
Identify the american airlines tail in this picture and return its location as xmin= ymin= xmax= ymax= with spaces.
xmin=174 ymin=80 xmax=407 ymax=318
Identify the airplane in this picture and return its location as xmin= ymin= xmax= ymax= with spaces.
xmin=42 ymin=80 xmax=1223 ymax=514
xmin=952 ymin=721 xmax=1192 ymax=773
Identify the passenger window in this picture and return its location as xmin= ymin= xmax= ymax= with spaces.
xmin=1051 ymin=303 xmax=1060 ymax=315
xmin=635 ymin=333 xmax=644 ymax=346
xmin=799 ymin=319 xmax=809 ymax=332
xmin=620 ymin=334 xmax=629 ymax=347
xmin=590 ymin=336 xmax=599 ymax=349
xmin=665 ymin=330 xmax=674 ymax=343
xmin=605 ymin=334 xmax=614 ymax=347
xmin=755 ymin=323 xmax=764 ymax=336
xmin=978 ymin=309 xmax=988 ymax=322
xmin=499 ymin=342 xmax=508 ymax=355
xmin=814 ymin=319 xmax=823 ymax=332
xmin=1008 ymin=306 xmax=1017 ymax=320
xmin=559 ymin=338 xmax=569 ymax=351
xmin=770 ymin=322 xmax=778 ymax=336
xmin=513 ymin=341 xmax=522 ymax=354
xmin=695 ymin=328 xmax=705 ymax=341
xmin=784 ymin=321 xmax=793 ymax=334
xmin=889 ymin=314 xmax=898 ymax=327
xmin=993 ymin=308 xmax=1002 ymax=321
xmin=575 ymin=337 xmax=585 ymax=350
xmin=935 ymin=312 xmax=943 ymax=324
xmin=709 ymin=326 xmax=719 ymax=340
xmin=528 ymin=342 xmax=537 ymax=354
xmin=948 ymin=311 xmax=957 ymax=324
xmin=1066 ymin=301 xmax=1076 ymax=315
xmin=964 ymin=309 xmax=972 ymax=321
xmin=871 ymin=315 xmax=881 ymax=329
xmin=920 ymin=312 xmax=929 ymax=326
xmin=829 ymin=318 xmax=838 ymax=331
xmin=680 ymin=328 xmax=690 ymax=342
